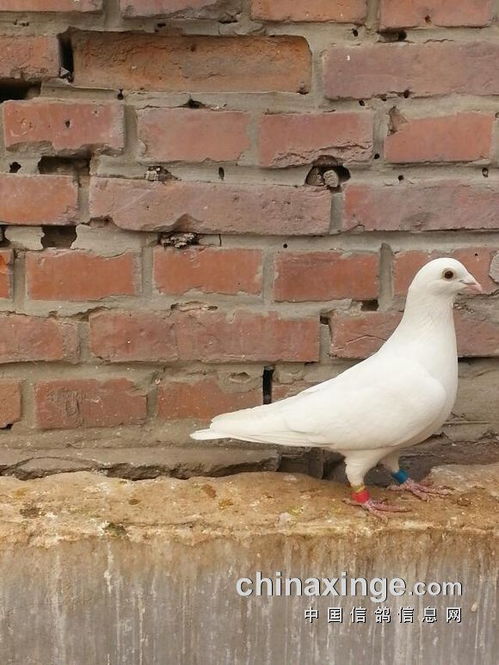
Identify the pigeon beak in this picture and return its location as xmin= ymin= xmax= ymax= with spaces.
xmin=460 ymin=275 xmax=483 ymax=293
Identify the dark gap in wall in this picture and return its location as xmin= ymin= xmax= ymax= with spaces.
xmin=58 ymin=33 xmax=74 ymax=82
xmin=218 ymin=167 xmax=225 ymax=181
xmin=117 ymin=89 xmax=124 ymax=100
xmin=9 ymin=162 xmax=21 ymax=173
xmin=38 ymin=156 xmax=90 ymax=176
xmin=182 ymin=98 xmax=207 ymax=109
xmin=378 ymin=30 xmax=407 ymax=42
xmin=482 ymin=168 xmax=489 ymax=178
xmin=0 ymin=424 xmax=13 ymax=431
xmin=41 ymin=226 xmax=77 ymax=249
xmin=0 ymin=228 xmax=9 ymax=248
xmin=319 ymin=316 xmax=330 ymax=326
xmin=0 ymin=81 xmax=40 ymax=104
xmin=262 ymin=367 xmax=274 ymax=405
xmin=360 ymin=300 xmax=379 ymax=311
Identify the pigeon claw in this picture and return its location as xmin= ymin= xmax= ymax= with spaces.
xmin=388 ymin=478 xmax=453 ymax=501
xmin=343 ymin=497 xmax=409 ymax=521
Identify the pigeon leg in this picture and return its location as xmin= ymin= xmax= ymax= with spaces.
xmin=343 ymin=451 xmax=409 ymax=520
xmin=388 ymin=470 xmax=452 ymax=501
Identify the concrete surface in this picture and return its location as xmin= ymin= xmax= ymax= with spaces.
xmin=0 ymin=464 xmax=496 ymax=665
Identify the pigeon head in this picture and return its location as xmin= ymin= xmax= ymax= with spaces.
xmin=409 ymin=258 xmax=482 ymax=298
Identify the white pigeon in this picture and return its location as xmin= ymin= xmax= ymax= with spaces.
xmin=191 ymin=258 xmax=482 ymax=517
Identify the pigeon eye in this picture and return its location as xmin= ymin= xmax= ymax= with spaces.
xmin=443 ymin=269 xmax=454 ymax=280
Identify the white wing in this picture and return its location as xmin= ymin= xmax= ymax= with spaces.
xmin=194 ymin=354 xmax=447 ymax=452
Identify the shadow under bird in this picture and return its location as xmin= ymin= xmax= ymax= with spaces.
xmin=191 ymin=258 xmax=482 ymax=519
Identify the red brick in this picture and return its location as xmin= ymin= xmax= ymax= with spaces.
xmin=0 ymin=36 xmax=59 ymax=81
xmin=72 ymin=32 xmax=311 ymax=93
xmin=393 ymin=249 xmax=498 ymax=296
xmin=0 ymin=315 xmax=78 ymax=363
xmin=120 ymin=0 xmax=239 ymax=19
xmin=157 ymin=377 xmax=261 ymax=420
xmin=385 ymin=113 xmax=494 ymax=163
xmin=343 ymin=181 xmax=499 ymax=232
xmin=137 ymin=108 xmax=250 ymax=163
xmin=329 ymin=311 xmax=499 ymax=358
xmin=251 ymin=0 xmax=367 ymax=22
xmin=379 ymin=0 xmax=493 ymax=28
xmin=3 ymin=101 xmax=124 ymax=155
xmin=0 ymin=0 xmax=101 ymax=11
xmin=0 ymin=381 xmax=22 ymax=428
xmin=26 ymin=250 xmax=140 ymax=301
xmin=324 ymin=43 xmax=499 ymax=99
xmin=35 ymin=379 xmax=146 ymax=430
xmin=153 ymin=247 xmax=262 ymax=296
xmin=90 ymin=178 xmax=331 ymax=235
xmin=274 ymin=251 xmax=378 ymax=301
xmin=258 ymin=112 xmax=373 ymax=167
xmin=90 ymin=310 xmax=320 ymax=363
xmin=0 ymin=251 xmax=13 ymax=300
xmin=0 ymin=175 xmax=78 ymax=226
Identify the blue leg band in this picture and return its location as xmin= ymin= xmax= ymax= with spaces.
xmin=391 ymin=469 xmax=409 ymax=484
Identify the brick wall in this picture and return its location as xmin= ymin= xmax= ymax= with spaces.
xmin=0 ymin=0 xmax=497 ymax=461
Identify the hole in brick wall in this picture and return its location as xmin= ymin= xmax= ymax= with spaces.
xmin=9 ymin=162 xmax=21 ymax=173
xmin=159 ymin=232 xmax=198 ymax=248
xmin=65 ymin=119 xmax=71 ymax=128
xmin=482 ymin=168 xmax=489 ymax=178
xmin=182 ymin=98 xmax=207 ymax=109
xmin=0 ymin=81 xmax=40 ymax=104
xmin=262 ymin=367 xmax=274 ymax=405
xmin=424 ymin=15 xmax=431 ymax=24
xmin=379 ymin=30 xmax=407 ymax=42
xmin=38 ymin=156 xmax=90 ymax=176
xmin=155 ymin=22 xmax=166 ymax=31
xmin=145 ymin=165 xmax=177 ymax=183
xmin=297 ymin=84 xmax=308 ymax=95
xmin=117 ymin=89 xmax=124 ymax=100
xmin=58 ymin=33 xmax=74 ymax=82
xmin=0 ymin=228 xmax=9 ymax=248
xmin=352 ymin=28 xmax=359 ymax=37
xmin=374 ymin=153 xmax=380 ymax=160
xmin=358 ymin=100 xmax=365 ymax=106
xmin=282 ymin=243 xmax=288 ymax=249
xmin=218 ymin=167 xmax=225 ymax=181
xmin=0 ymin=423 xmax=13 ymax=431
xmin=319 ymin=315 xmax=330 ymax=326
xmin=41 ymin=226 xmax=77 ymax=249
xmin=402 ymin=89 xmax=410 ymax=98
xmin=361 ymin=300 xmax=378 ymax=311
xmin=306 ymin=158 xmax=350 ymax=190
xmin=398 ymin=174 xmax=404 ymax=182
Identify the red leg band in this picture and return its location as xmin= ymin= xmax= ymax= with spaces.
xmin=352 ymin=487 xmax=370 ymax=504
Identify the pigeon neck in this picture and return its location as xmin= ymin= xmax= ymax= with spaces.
xmin=401 ymin=288 xmax=455 ymax=327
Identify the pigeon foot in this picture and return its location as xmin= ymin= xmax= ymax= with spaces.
xmin=388 ymin=478 xmax=453 ymax=501
xmin=343 ymin=497 xmax=409 ymax=521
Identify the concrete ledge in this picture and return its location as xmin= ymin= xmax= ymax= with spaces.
xmin=0 ymin=464 xmax=497 ymax=664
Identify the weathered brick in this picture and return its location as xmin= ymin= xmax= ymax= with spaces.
xmin=26 ymin=250 xmax=140 ymax=301
xmin=0 ymin=315 xmax=78 ymax=363
xmin=274 ymin=251 xmax=378 ymax=301
xmin=3 ymin=101 xmax=124 ymax=155
xmin=120 ymin=0 xmax=240 ymax=19
xmin=343 ymin=181 xmax=499 ymax=232
xmin=35 ymin=379 xmax=146 ymax=430
xmin=0 ymin=251 xmax=13 ymax=300
xmin=324 ymin=43 xmax=499 ymax=99
xmin=0 ymin=0 xmax=101 ymax=11
xmin=157 ymin=377 xmax=261 ymax=420
xmin=0 ymin=175 xmax=78 ymax=226
xmin=251 ymin=0 xmax=367 ymax=22
xmin=0 ymin=381 xmax=22 ymax=428
xmin=153 ymin=247 xmax=262 ymax=296
xmin=258 ymin=112 xmax=373 ymax=167
xmin=72 ymin=32 xmax=311 ymax=93
xmin=329 ymin=311 xmax=499 ymax=358
xmin=379 ymin=0 xmax=493 ymax=28
xmin=385 ymin=113 xmax=494 ymax=163
xmin=137 ymin=108 xmax=250 ymax=163
xmin=90 ymin=310 xmax=320 ymax=363
xmin=393 ymin=249 xmax=498 ymax=296
xmin=0 ymin=36 xmax=59 ymax=81
xmin=90 ymin=178 xmax=331 ymax=235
